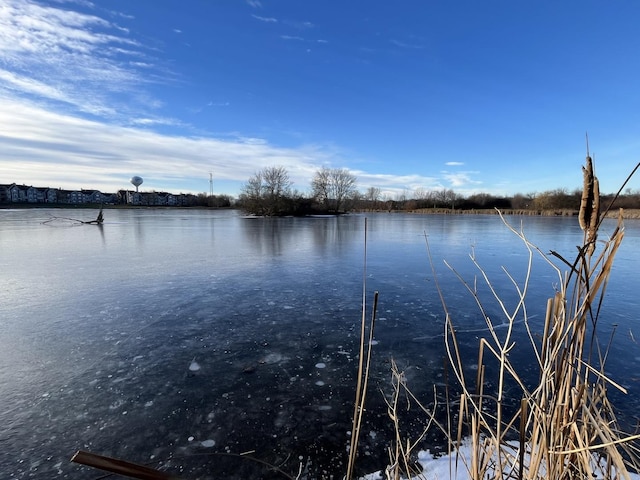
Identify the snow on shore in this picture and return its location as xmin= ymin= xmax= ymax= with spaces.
xmin=361 ymin=441 xmax=640 ymax=480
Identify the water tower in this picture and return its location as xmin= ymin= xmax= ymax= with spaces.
xmin=130 ymin=176 xmax=143 ymax=192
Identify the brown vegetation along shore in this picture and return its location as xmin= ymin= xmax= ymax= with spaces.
xmin=406 ymin=207 xmax=640 ymax=219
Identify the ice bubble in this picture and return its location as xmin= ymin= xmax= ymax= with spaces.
xmin=144 ymin=401 xmax=153 ymax=407
xmin=315 ymin=362 xmax=326 ymax=369
xmin=262 ymin=353 xmax=284 ymax=364
xmin=188 ymin=436 xmax=194 ymax=442
xmin=201 ymin=439 xmax=215 ymax=448
xmin=315 ymin=381 xmax=325 ymax=386
xmin=189 ymin=359 xmax=201 ymax=372
xmin=318 ymin=405 xmax=332 ymax=411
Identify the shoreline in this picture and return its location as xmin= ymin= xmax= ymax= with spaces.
xmin=405 ymin=207 xmax=640 ymax=219
xmin=3 ymin=204 xmax=640 ymax=219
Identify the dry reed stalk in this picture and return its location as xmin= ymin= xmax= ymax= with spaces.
xmin=381 ymin=359 xmax=443 ymax=480
xmin=382 ymin=360 xmax=426 ymax=479
xmin=346 ymin=217 xmax=379 ymax=480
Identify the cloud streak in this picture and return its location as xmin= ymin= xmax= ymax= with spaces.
xmin=0 ymin=0 xmax=167 ymax=121
xmin=442 ymin=171 xmax=482 ymax=188
xmin=252 ymin=14 xmax=277 ymax=23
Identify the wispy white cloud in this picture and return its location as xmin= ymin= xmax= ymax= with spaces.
xmin=252 ymin=14 xmax=277 ymax=23
xmin=284 ymin=20 xmax=314 ymax=29
xmin=0 ymin=0 xmax=167 ymax=121
xmin=246 ymin=0 xmax=262 ymax=8
xmin=173 ymin=28 xmax=182 ymax=33
xmin=129 ymin=61 xmax=155 ymax=68
xmin=129 ymin=116 xmax=185 ymax=127
xmin=281 ymin=35 xmax=305 ymax=41
xmin=445 ymin=161 xmax=464 ymax=166
xmin=390 ymin=39 xmax=425 ymax=49
xmin=51 ymin=0 xmax=99 ymax=10
xmin=442 ymin=171 xmax=482 ymax=188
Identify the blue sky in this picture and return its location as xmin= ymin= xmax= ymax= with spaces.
xmin=1 ymin=0 xmax=639 ymax=198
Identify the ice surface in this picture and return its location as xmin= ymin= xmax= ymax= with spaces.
xmin=3 ymin=211 xmax=639 ymax=480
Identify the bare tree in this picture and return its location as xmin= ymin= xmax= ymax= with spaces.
xmin=311 ymin=167 xmax=358 ymax=213
xmin=262 ymin=166 xmax=292 ymax=200
xmin=432 ymin=188 xmax=458 ymax=209
xmin=365 ymin=186 xmax=381 ymax=203
xmin=239 ymin=170 xmax=265 ymax=215
xmin=363 ymin=186 xmax=381 ymax=210
xmin=311 ymin=167 xmax=331 ymax=208
xmin=413 ymin=187 xmax=429 ymax=200
xmin=240 ymin=166 xmax=292 ymax=216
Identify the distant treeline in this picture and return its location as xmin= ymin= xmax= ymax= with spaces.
xmin=235 ymin=164 xmax=640 ymax=216
xmin=361 ymin=188 xmax=640 ymax=213
xmin=6 ymin=175 xmax=640 ymax=215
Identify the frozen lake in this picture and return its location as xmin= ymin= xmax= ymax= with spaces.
xmin=1 ymin=208 xmax=639 ymax=479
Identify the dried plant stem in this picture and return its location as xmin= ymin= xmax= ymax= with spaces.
xmin=346 ymin=219 xmax=378 ymax=480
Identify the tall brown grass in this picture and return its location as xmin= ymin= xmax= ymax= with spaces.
xmin=355 ymin=156 xmax=640 ymax=479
